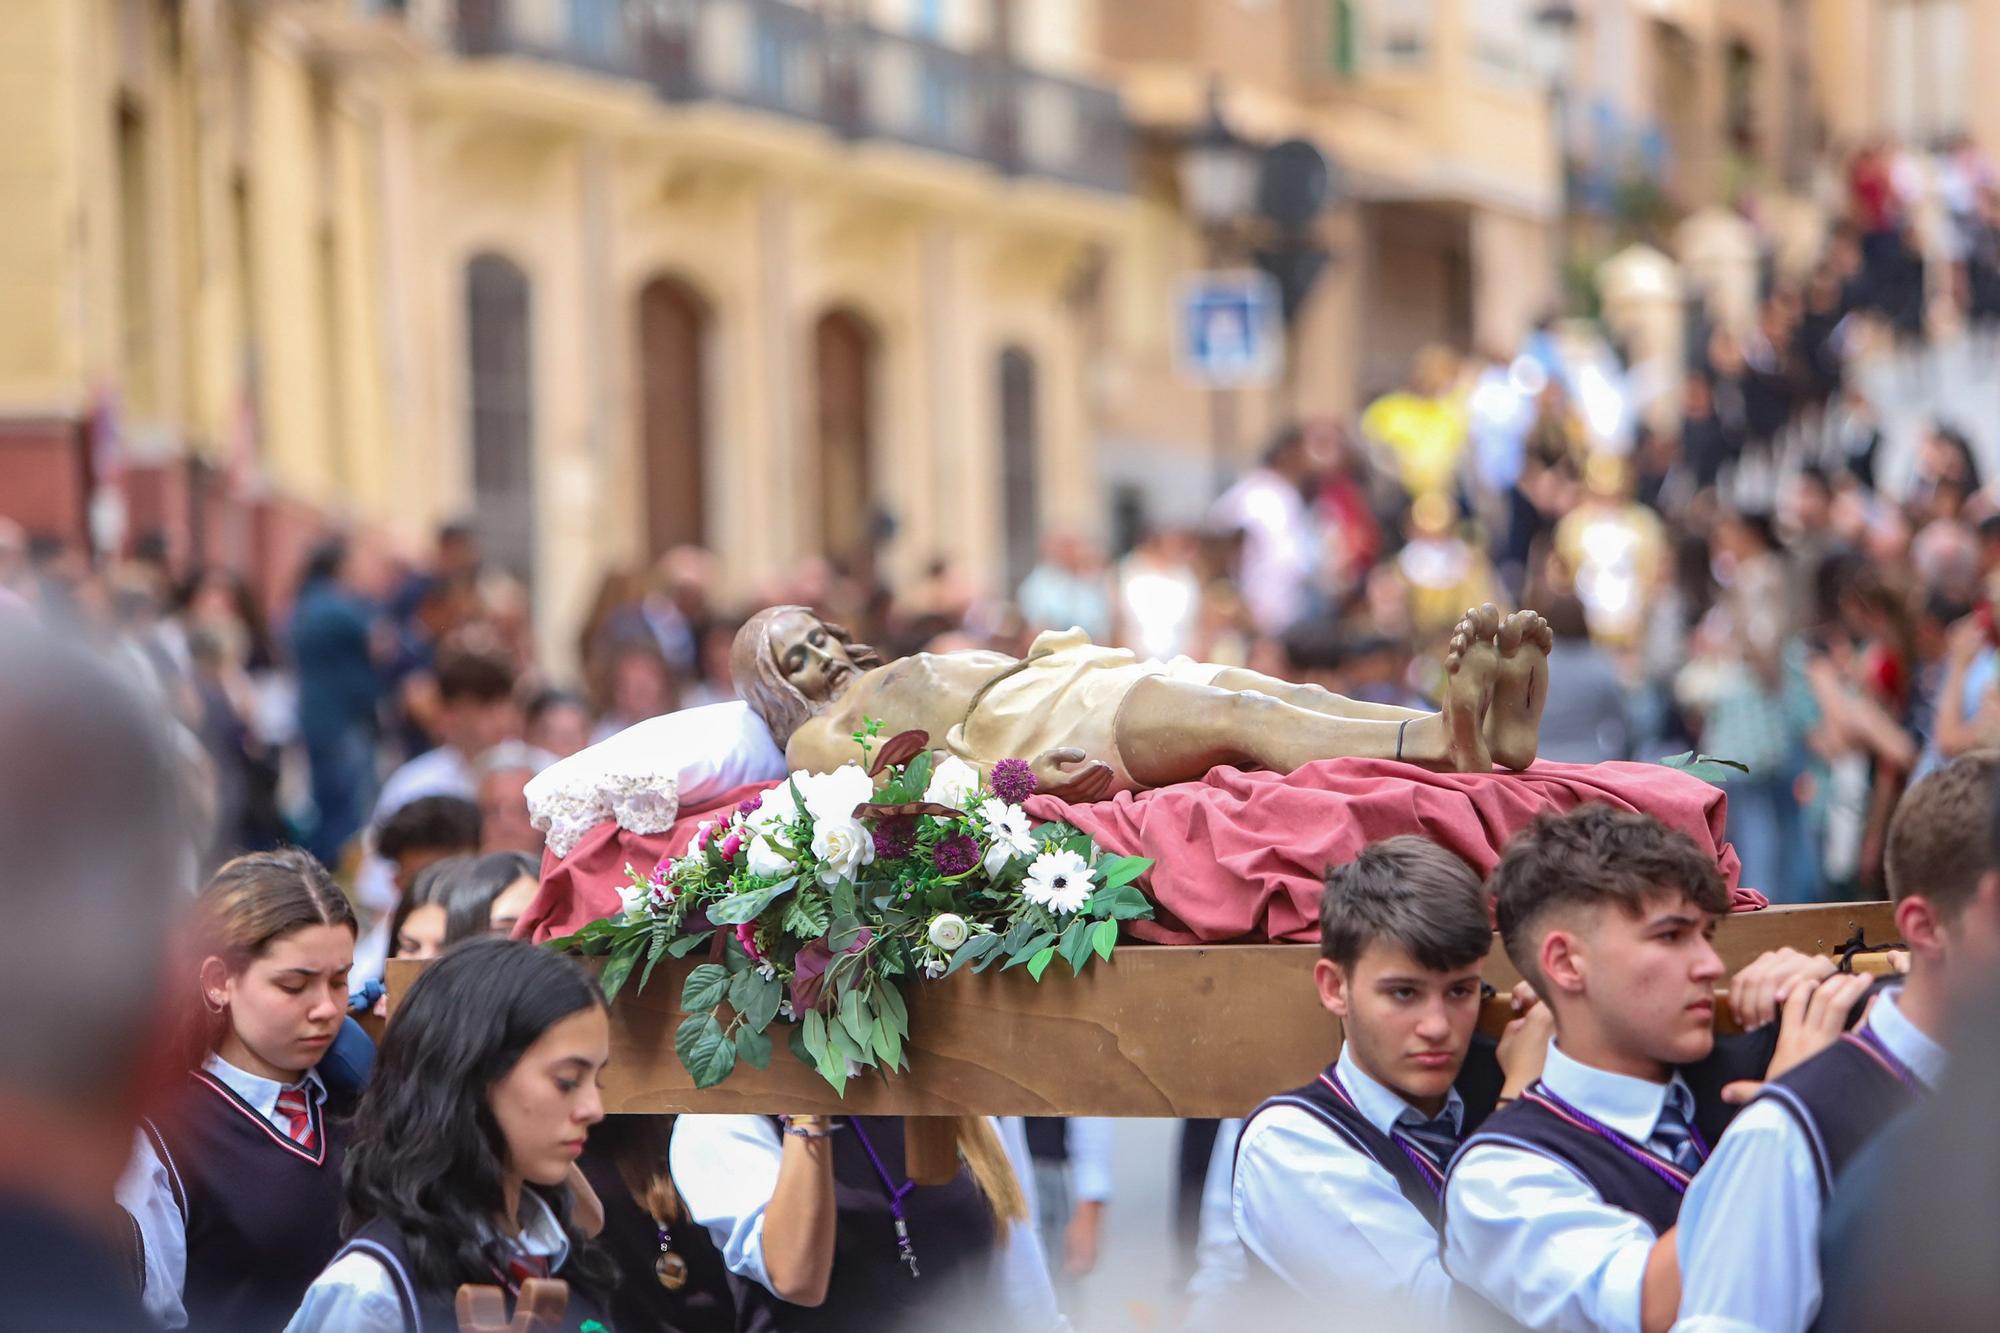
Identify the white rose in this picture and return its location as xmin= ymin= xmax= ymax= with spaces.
xmin=809 ymin=815 xmax=876 ymax=887
xmin=923 ymin=755 xmax=981 ymax=810
xmin=927 ymin=913 xmax=970 ymax=951
xmin=614 ymin=868 xmax=648 ymax=920
xmin=803 ymin=763 xmax=876 ymax=825
xmin=746 ymin=833 xmax=794 ymax=879
xmin=749 ymin=780 xmax=805 ymax=834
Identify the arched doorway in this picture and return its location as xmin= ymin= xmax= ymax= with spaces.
xmin=998 ymin=345 xmax=1039 ymax=592
xmin=637 ymin=275 xmax=709 ymax=557
xmin=813 ymin=308 xmax=877 ymax=565
xmin=465 ymin=253 xmax=534 ymax=584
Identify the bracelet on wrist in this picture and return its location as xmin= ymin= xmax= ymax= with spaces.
xmin=779 ymin=1115 xmax=840 ymax=1140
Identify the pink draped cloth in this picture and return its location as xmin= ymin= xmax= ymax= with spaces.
xmin=518 ymin=760 xmax=1752 ymax=946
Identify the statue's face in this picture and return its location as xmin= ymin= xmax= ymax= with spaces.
xmin=769 ymin=608 xmax=858 ymax=704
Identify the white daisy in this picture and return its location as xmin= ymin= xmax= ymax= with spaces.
xmin=1022 ymin=849 xmax=1093 ymax=914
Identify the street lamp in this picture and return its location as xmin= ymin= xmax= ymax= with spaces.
xmin=1530 ymin=1 xmax=1582 ymax=311
xmin=1178 ymin=86 xmax=1262 ymax=498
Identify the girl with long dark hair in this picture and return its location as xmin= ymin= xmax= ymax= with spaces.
xmin=117 ymin=848 xmax=359 ymax=1329
xmin=287 ymin=936 xmax=615 ymax=1330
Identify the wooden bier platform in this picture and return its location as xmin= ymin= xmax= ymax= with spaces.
xmin=386 ymin=902 xmax=1898 ymax=1120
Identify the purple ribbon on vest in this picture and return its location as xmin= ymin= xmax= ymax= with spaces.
xmin=1844 ymin=1025 xmax=1922 ymax=1094
xmin=1522 ymin=1081 xmax=1709 ymax=1195
xmin=1319 ymin=1069 xmax=1450 ymax=1201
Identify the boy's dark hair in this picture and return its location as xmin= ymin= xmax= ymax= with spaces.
xmin=434 ymin=644 xmax=516 ymax=704
xmin=1320 ymin=836 xmax=1491 ymax=973
xmin=525 ymin=686 xmax=586 ymax=728
xmin=1492 ymin=804 xmax=1728 ymax=991
xmin=376 ymin=795 xmax=482 ymax=862
xmin=1887 ymin=751 xmax=2000 ymax=918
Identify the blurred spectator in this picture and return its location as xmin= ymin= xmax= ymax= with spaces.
xmin=525 ymin=687 xmax=595 ymax=759
xmin=1553 ymin=453 xmax=1668 ymax=651
xmin=1359 ymin=344 xmax=1467 ymax=501
xmin=679 ymin=614 xmax=744 ymax=708
xmin=0 ymin=516 xmax=31 ymax=598
xmin=592 ymin=640 xmax=677 ymax=743
xmin=1114 ymin=528 xmax=1202 ymax=661
xmin=1017 ymin=530 xmax=1112 ymax=642
xmin=287 ymin=537 xmax=390 ymax=865
xmin=1538 ymin=594 xmax=1632 ymax=764
xmin=1394 ymin=493 xmax=1497 ymax=640
xmin=353 ymin=794 xmax=483 ymax=994
xmin=1207 ymin=426 xmax=1328 ymax=637
xmin=373 ymin=641 xmax=519 ymax=824
xmin=440 ymin=850 xmax=542 ymax=943
xmin=0 ymin=625 xmax=188 ymax=1328
xmin=475 ymin=739 xmax=557 ymax=856
xmin=597 ymin=545 xmax=715 ymax=680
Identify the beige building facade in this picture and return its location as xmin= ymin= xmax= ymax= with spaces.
xmin=0 ymin=0 xmax=1129 ymax=671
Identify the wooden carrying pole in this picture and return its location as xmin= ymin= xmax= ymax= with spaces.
xmin=386 ymin=901 xmax=1898 ymax=1124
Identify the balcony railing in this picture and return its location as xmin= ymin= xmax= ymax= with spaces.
xmin=445 ymin=0 xmax=1130 ymax=193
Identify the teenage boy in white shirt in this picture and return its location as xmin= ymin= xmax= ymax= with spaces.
xmin=1232 ymin=836 xmax=1552 ymax=1330
xmin=1674 ymin=752 xmax=2000 ymax=1333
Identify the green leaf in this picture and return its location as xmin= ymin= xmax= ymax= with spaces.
xmin=674 ymin=1013 xmax=736 ymax=1088
xmin=787 ymin=1021 xmax=812 ymax=1067
xmin=875 ymin=980 xmax=909 ymax=1031
xmin=1025 ymin=944 xmax=1058 ymax=981
xmin=733 ymin=970 xmax=783 ymax=1032
xmin=1095 ymin=856 xmax=1150 ymax=892
xmin=999 ymin=932 xmax=1057 ymax=970
xmin=1099 ymin=885 xmax=1154 ymax=921
xmin=796 ymin=1012 xmax=828 ymax=1064
xmin=901 ymin=750 xmax=934 ymax=797
xmin=666 ymin=930 xmax=714 ymax=959
xmin=735 ymin=1024 xmax=773 ymax=1070
xmin=945 ymin=933 xmax=1002 ymax=977
xmin=830 ymin=879 xmax=858 ymax=922
xmin=783 ymin=893 xmax=831 ymax=939
xmin=600 ymin=934 xmax=646 ymax=1003
xmin=828 ymin=1018 xmax=872 ymax=1071
xmin=839 ymin=989 xmax=874 ymax=1052
xmin=1091 ymin=918 xmax=1119 ymax=961
xmin=870 ymin=1014 xmax=902 ymax=1069
xmin=1059 ymin=917 xmax=1095 ymax=976
xmin=681 ymin=964 xmax=729 ymax=1012
xmin=828 ymin=914 xmax=868 ymax=953
xmin=637 ymin=928 xmax=671 ymax=993
xmin=707 ymin=876 xmax=798 ymax=926
xmin=1001 ymin=918 xmax=1039 ymax=954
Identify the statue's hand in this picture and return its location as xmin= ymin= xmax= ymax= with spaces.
xmin=1031 ymin=748 xmax=1116 ymax=804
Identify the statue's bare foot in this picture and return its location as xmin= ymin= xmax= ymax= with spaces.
xmin=1486 ymin=610 xmax=1552 ymax=770
xmin=1441 ymin=605 xmax=1498 ymax=773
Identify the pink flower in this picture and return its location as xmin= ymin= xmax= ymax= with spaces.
xmin=718 ymin=828 xmax=745 ymax=860
xmin=653 ymin=856 xmax=675 ymax=880
xmin=735 ymin=921 xmax=763 ymax=961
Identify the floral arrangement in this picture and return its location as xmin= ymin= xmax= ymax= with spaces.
xmin=551 ymin=727 xmax=1154 ymax=1094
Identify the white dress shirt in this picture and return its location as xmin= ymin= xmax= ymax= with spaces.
xmin=349 ymin=745 xmax=478 ymax=948
xmin=670 ymin=1115 xmax=1069 ymax=1330
xmin=1228 ymin=1046 xmax=1485 ymax=1329
xmin=283 ymin=1188 xmax=571 ymax=1332
xmin=1443 ymin=1041 xmax=1691 ymax=1333
xmin=116 ymin=1055 xmax=330 ymax=1330
xmin=1672 ymin=988 xmax=1946 ymax=1333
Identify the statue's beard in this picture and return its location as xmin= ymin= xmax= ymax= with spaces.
xmin=809 ymin=661 xmax=858 ymax=709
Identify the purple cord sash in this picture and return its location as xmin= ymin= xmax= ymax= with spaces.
xmin=1521 ymin=1082 xmax=1708 ymax=1194
xmin=1318 ymin=1069 xmax=1450 ymax=1201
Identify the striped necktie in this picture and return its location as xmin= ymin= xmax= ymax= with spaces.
xmin=1648 ymin=1085 xmax=1703 ymax=1172
xmin=1394 ymin=1110 xmax=1461 ymax=1170
xmin=274 ymin=1086 xmax=317 ymax=1152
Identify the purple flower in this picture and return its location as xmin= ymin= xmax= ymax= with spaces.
xmin=990 ymin=757 xmax=1037 ymax=805
xmin=873 ymin=815 xmax=917 ymax=861
xmin=932 ymin=835 xmax=979 ymax=877
xmin=737 ymin=798 xmax=762 ymax=816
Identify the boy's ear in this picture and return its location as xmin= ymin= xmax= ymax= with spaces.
xmin=1897 ymin=892 xmax=1946 ymax=960
xmin=1314 ymin=958 xmax=1351 ymax=1019
xmin=1540 ymin=927 xmax=1587 ymax=997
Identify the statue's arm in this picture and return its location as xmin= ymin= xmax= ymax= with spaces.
xmin=784 ymin=716 xmax=870 ymax=775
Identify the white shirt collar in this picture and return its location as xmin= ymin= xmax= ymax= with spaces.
xmin=1539 ymin=1040 xmax=1691 ymax=1142
xmin=204 ymin=1052 xmax=327 ymax=1121
xmin=492 ymin=1188 xmax=571 ymax=1268
xmin=1335 ymin=1045 xmax=1466 ymax=1137
xmin=1862 ymin=985 xmax=1949 ymax=1089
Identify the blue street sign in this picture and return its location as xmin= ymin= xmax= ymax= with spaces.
xmin=1176 ymin=270 xmax=1283 ymax=388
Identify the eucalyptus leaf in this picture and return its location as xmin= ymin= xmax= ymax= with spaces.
xmin=1025 ymin=944 xmax=1058 ymax=981
xmin=945 ymin=934 xmax=1002 ymax=977
xmin=787 ymin=1022 xmax=812 ymax=1067
xmin=802 ymin=1010 xmax=829 ymax=1068
xmin=839 ymin=989 xmax=874 ymax=1051
xmin=870 ymin=1014 xmax=902 ymax=1069
xmin=735 ymin=1024 xmax=773 ymax=1070
xmin=875 ymin=981 xmax=909 ymax=1030
xmin=666 ymin=930 xmax=714 ymax=959
xmin=999 ymin=932 xmax=1057 ymax=969
xmin=830 ymin=880 xmax=859 ymax=922
xmin=828 ymin=914 xmax=868 ymax=952
xmin=1091 ymin=918 xmax=1119 ymax=961
xmin=707 ymin=876 xmax=798 ymax=926
xmin=828 ymin=1020 xmax=871 ymax=1072
xmin=681 ymin=963 xmax=729 ymax=1013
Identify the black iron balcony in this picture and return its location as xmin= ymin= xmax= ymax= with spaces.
xmin=448 ymin=0 xmax=1130 ymax=194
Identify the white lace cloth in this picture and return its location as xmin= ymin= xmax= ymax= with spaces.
xmin=526 ymin=701 xmax=789 ymax=858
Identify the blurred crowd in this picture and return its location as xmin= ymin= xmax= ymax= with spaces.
xmin=4 ymin=140 xmax=2000 ymax=921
